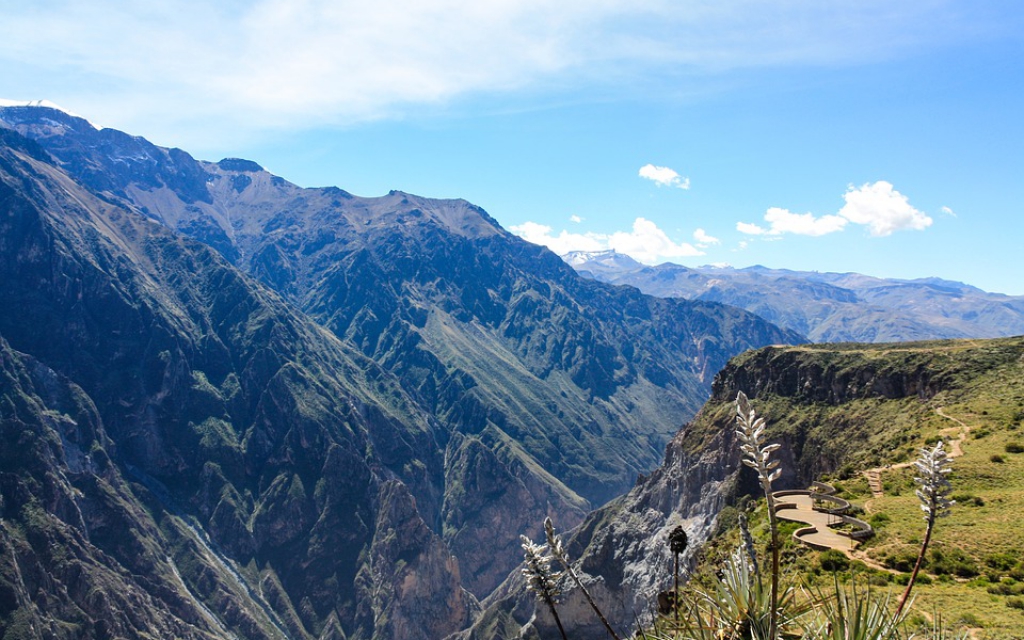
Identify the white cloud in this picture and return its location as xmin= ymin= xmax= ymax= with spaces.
xmin=693 ymin=228 xmax=720 ymax=245
xmin=570 ymin=214 xmax=583 ymax=223
xmin=608 ymin=218 xmax=703 ymax=263
xmin=738 ymin=181 xmax=931 ymax=239
xmin=763 ymin=207 xmax=848 ymax=236
xmin=508 ymin=221 xmax=606 ymax=256
xmin=510 ymin=217 xmax=702 ymax=264
xmin=736 ymin=221 xmax=767 ymax=236
xmin=941 ymin=206 xmax=956 ymax=217
xmin=0 ymin=2 xmax=1009 ymax=146
xmin=838 ymin=181 xmax=932 ymax=236
xmin=639 ymin=164 xmax=690 ymax=189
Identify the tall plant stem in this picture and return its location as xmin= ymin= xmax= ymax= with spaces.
xmin=545 ymin=518 xmax=622 ymax=640
xmin=541 ymin=592 xmax=569 ymax=640
xmin=673 ymin=551 xmax=679 ymax=624
xmin=767 ymin=494 xmax=780 ymax=639
xmin=562 ymin=559 xmax=621 ymax=640
xmin=894 ymin=512 xmax=934 ymax=620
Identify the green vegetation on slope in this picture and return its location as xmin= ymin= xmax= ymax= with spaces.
xmin=679 ymin=337 xmax=1024 ymax=639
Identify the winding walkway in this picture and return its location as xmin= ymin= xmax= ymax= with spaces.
xmin=766 ymin=408 xmax=972 ymax=560
xmin=774 ymin=492 xmax=857 ymax=551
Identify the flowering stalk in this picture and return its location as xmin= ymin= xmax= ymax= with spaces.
xmin=545 ymin=517 xmax=622 ymax=640
xmin=521 ymin=535 xmax=568 ymax=640
xmin=735 ymin=391 xmax=781 ymax=639
xmin=894 ymin=440 xmax=955 ymax=619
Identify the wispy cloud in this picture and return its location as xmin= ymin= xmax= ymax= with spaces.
xmin=737 ymin=207 xmax=847 ymax=237
xmin=639 ymin=164 xmax=690 ymax=189
xmin=510 ymin=217 xmax=702 ymax=264
xmin=0 ymin=1 xmax=1002 ymax=145
xmin=738 ymin=181 xmax=931 ymax=238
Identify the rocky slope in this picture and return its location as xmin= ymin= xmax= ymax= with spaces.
xmin=565 ymin=250 xmax=1024 ymax=343
xmin=0 ymin=129 xmax=474 ymax=639
xmin=0 ymin=107 xmax=803 ymax=638
xmin=0 ymin=104 xmax=801 ymax=599
xmin=465 ymin=336 xmax=1024 ymax=638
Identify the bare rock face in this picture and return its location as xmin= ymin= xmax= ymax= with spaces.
xmin=461 ymin=407 xmax=742 ymax=640
xmin=0 ymin=337 xmax=242 ymax=640
xmin=361 ymin=481 xmax=476 ymax=640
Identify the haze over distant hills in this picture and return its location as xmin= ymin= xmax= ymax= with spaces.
xmin=565 ymin=250 xmax=1024 ymax=343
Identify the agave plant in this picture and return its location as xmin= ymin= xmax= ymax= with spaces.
xmin=672 ymin=546 xmax=807 ymax=640
xmin=806 ymin=578 xmax=905 ymax=640
xmin=894 ymin=441 xmax=955 ymax=619
xmin=735 ymin=391 xmax=783 ymax=638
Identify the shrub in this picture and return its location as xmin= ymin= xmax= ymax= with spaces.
xmin=929 ymin=547 xmax=979 ymax=577
xmin=868 ymin=512 xmax=891 ymax=527
xmin=958 ymin=611 xmax=984 ymax=627
xmin=883 ymin=551 xmax=918 ymax=572
xmin=1007 ymin=597 xmax=1024 ymax=610
xmin=988 ymin=581 xmax=1024 ymax=596
xmin=818 ymin=549 xmax=850 ymax=573
xmin=1005 ymin=442 xmax=1024 ymax=453
xmin=953 ymin=493 xmax=985 ymax=506
xmin=991 ymin=454 xmax=1006 ymax=463
xmin=1011 ymin=563 xmax=1024 ymax=581
xmin=985 ymin=552 xmax=1018 ymax=571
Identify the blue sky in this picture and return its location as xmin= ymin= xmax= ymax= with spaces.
xmin=2 ymin=1 xmax=1022 ymax=294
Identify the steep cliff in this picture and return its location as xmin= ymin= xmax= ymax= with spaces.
xmin=0 ymin=129 xmax=473 ymax=639
xmin=466 ymin=336 xmax=1024 ymax=638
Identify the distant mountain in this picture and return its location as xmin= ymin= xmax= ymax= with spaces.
xmin=0 ymin=105 xmax=800 ymax=637
xmin=563 ymin=250 xmax=1024 ymax=343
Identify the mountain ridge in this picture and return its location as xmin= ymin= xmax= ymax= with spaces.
xmin=0 ymin=105 xmax=800 ymax=636
xmin=563 ymin=249 xmax=1024 ymax=343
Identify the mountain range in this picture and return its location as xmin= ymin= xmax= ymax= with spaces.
xmin=0 ymin=104 xmax=798 ymax=639
xmin=565 ymin=250 xmax=1024 ymax=343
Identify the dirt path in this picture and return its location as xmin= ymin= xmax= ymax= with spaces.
xmin=862 ymin=407 xmax=971 ymax=507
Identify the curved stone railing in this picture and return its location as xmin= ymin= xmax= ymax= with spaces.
xmin=772 ymin=483 xmax=873 ymax=550
xmin=837 ymin=514 xmax=874 ymax=540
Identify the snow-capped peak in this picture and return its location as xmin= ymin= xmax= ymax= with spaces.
xmin=0 ymin=99 xmax=100 ymax=129
xmin=561 ymin=249 xmax=642 ymax=270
